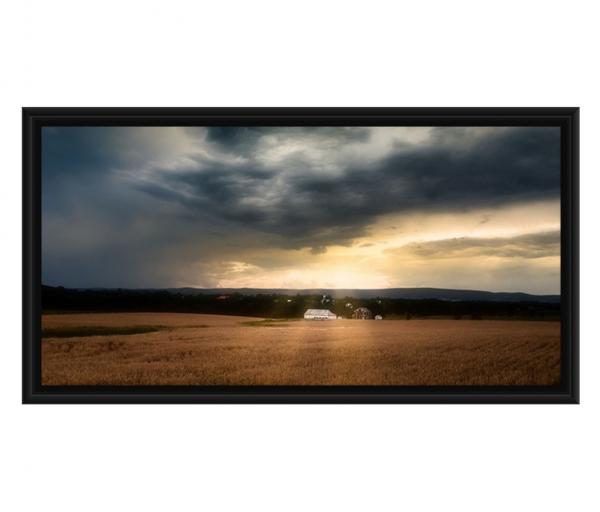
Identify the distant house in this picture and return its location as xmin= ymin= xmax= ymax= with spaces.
xmin=375 ymin=315 xmax=383 ymax=320
xmin=352 ymin=307 xmax=373 ymax=320
xmin=304 ymin=309 xmax=338 ymax=320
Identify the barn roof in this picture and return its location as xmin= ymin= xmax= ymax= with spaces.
xmin=305 ymin=309 xmax=335 ymax=315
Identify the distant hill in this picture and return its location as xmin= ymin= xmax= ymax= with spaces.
xmin=101 ymin=286 xmax=559 ymax=303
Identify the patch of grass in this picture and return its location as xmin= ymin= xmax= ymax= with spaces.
xmin=242 ymin=318 xmax=300 ymax=327
xmin=42 ymin=325 xmax=163 ymax=338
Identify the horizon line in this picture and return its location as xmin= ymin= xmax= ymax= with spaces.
xmin=42 ymin=284 xmax=560 ymax=296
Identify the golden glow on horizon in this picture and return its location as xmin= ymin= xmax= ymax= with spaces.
xmin=176 ymin=199 xmax=561 ymax=294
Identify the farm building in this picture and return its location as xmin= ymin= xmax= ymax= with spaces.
xmin=304 ymin=309 xmax=338 ymax=320
xmin=352 ymin=307 xmax=373 ymax=320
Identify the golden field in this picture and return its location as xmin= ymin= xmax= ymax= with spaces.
xmin=41 ymin=313 xmax=561 ymax=386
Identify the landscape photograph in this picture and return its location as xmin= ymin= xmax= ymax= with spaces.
xmin=41 ymin=125 xmax=561 ymax=386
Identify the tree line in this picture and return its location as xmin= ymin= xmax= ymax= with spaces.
xmin=42 ymin=285 xmax=560 ymax=320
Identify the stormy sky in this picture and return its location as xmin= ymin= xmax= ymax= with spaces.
xmin=42 ymin=126 xmax=561 ymax=294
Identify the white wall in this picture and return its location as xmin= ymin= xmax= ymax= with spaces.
xmin=1 ymin=1 xmax=598 ymax=511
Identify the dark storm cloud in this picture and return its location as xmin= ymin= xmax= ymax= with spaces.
xmin=43 ymin=127 xmax=118 ymax=177
xmin=292 ymin=127 xmax=559 ymax=214
xmin=140 ymin=127 xmax=560 ymax=251
xmin=391 ymin=230 xmax=560 ymax=259
xmin=42 ymin=127 xmax=121 ymax=213
xmin=203 ymin=126 xmax=370 ymax=148
xmin=42 ymin=126 xmax=163 ymax=183
xmin=201 ymin=127 xmax=266 ymax=154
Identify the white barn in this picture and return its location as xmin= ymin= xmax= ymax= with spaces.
xmin=304 ymin=309 xmax=338 ymax=320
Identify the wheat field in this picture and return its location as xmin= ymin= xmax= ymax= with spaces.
xmin=41 ymin=312 xmax=561 ymax=386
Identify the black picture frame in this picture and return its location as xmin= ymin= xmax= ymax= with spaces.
xmin=23 ymin=107 xmax=579 ymax=404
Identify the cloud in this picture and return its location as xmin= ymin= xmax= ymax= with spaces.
xmin=41 ymin=126 xmax=561 ymax=290
xmin=390 ymin=230 xmax=560 ymax=259
xmin=134 ymin=126 xmax=560 ymax=252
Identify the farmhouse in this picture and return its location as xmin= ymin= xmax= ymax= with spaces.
xmin=304 ymin=309 xmax=338 ymax=320
xmin=353 ymin=307 xmax=373 ymax=320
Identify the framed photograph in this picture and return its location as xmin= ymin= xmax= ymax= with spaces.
xmin=23 ymin=108 xmax=579 ymax=403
